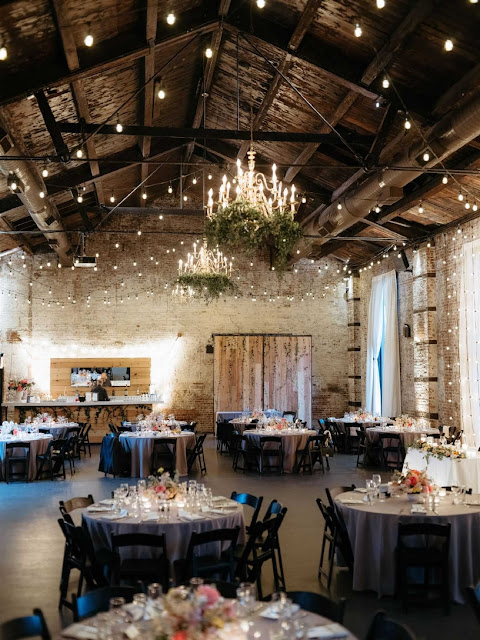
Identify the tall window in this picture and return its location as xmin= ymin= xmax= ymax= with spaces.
xmin=365 ymin=270 xmax=402 ymax=417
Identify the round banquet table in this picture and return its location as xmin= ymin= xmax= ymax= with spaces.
xmin=404 ymin=448 xmax=480 ymax=493
xmin=0 ymin=433 xmax=52 ymax=481
xmin=27 ymin=422 xmax=78 ymax=439
xmin=334 ymin=418 xmax=383 ymax=436
xmin=335 ymin=490 xmax=480 ymax=602
xmin=127 ymin=421 xmax=188 ymax=432
xmin=243 ymin=429 xmax=316 ymax=473
xmin=119 ymin=431 xmax=196 ymax=477
xmin=61 ymin=597 xmax=357 ymax=639
xmin=82 ymin=500 xmax=246 ymax=568
xmin=366 ymin=426 xmax=440 ymax=447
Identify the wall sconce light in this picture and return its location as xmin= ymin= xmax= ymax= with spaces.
xmin=403 ymin=324 xmax=411 ymax=338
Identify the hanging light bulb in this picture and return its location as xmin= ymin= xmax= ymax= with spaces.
xmin=39 ymin=190 xmax=45 ymax=199
xmin=76 ymin=148 xmax=83 ymax=158
xmin=444 ymin=39 xmax=454 ymax=52
xmin=205 ymin=47 xmax=213 ymax=58
xmin=192 ymin=177 xmax=197 ymax=185
xmin=142 ymin=190 xmax=147 ymax=200
xmin=423 ymin=151 xmax=430 ymax=162
xmin=42 ymin=167 xmax=49 ymax=178
xmin=404 ymin=117 xmax=411 ymax=130
xmin=382 ymin=77 xmax=389 ymax=89
xmin=418 ymin=203 xmax=424 ymax=214
xmin=301 ymin=196 xmax=307 ymax=204
xmin=375 ymin=204 xmax=381 ymax=213
xmin=183 ymin=194 xmax=188 ymax=201
xmin=156 ymin=79 xmax=166 ymax=99
xmin=166 ymin=12 xmax=176 ymax=24
xmin=115 ymin=116 xmax=123 ymax=133
xmin=442 ymin=175 xmax=448 ymax=184
xmin=0 ymin=45 xmax=7 ymax=61
xmin=77 ymin=193 xmax=83 ymax=203
xmin=465 ymin=199 xmax=471 ymax=210
xmin=354 ymin=23 xmax=362 ymax=37
xmin=168 ymin=184 xmax=173 ymax=194
xmin=458 ymin=191 xmax=464 ymax=201
xmin=109 ymin=192 xmax=115 ymax=203
xmin=376 ymin=0 xmax=386 ymax=7
xmin=257 ymin=0 xmax=266 ymax=7
xmin=473 ymin=202 xmax=478 ymax=212
xmin=337 ymin=202 xmax=342 ymax=210
xmin=7 ymin=173 xmax=17 ymax=191
xmin=208 ymin=173 xmax=212 ymax=180
xmin=84 ymin=26 xmax=94 ymax=47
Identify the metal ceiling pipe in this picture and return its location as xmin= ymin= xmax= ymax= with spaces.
xmin=308 ymin=90 xmax=480 ymax=246
xmin=0 ymin=128 xmax=73 ymax=264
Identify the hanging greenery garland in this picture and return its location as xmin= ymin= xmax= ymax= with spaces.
xmin=173 ymin=272 xmax=237 ymax=303
xmin=205 ymin=198 xmax=303 ymax=269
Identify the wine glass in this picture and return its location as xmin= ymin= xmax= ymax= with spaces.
xmin=366 ymin=479 xmax=376 ymax=504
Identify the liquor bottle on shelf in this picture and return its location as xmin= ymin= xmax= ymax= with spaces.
xmin=124 ymin=387 xmax=128 ymax=397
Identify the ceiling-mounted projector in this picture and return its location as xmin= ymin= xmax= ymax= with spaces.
xmin=74 ymin=256 xmax=97 ymax=268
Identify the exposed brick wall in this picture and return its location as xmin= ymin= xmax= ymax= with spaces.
xmin=0 ymin=213 xmax=349 ymax=436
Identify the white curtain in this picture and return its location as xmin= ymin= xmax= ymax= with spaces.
xmin=365 ymin=270 xmax=402 ymax=417
xmin=459 ymin=240 xmax=480 ymax=447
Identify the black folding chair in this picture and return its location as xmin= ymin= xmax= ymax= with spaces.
xmin=187 ymin=433 xmax=207 ymax=474
xmin=259 ymin=436 xmax=283 ymax=474
xmin=365 ymin=611 xmax=417 ymax=640
xmin=0 ymin=609 xmax=51 ymax=640
xmin=59 ymin=495 xmax=95 ymax=525
xmin=379 ymin=433 xmax=405 ymax=470
xmin=294 ymin=434 xmax=327 ymax=474
xmin=230 ymin=492 xmax=263 ymax=534
xmin=77 ymin=423 xmax=92 ymax=457
xmin=36 ymin=439 xmax=69 ymax=481
xmin=151 ymin=438 xmax=177 ymax=475
xmin=111 ymin=533 xmax=170 ymax=592
xmin=174 ymin=527 xmax=240 ymax=584
xmin=72 ymin=586 xmax=137 ymax=622
xmin=285 ymin=591 xmax=346 ymax=623
xmin=5 ymin=441 xmax=31 ymax=482
xmin=316 ymin=498 xmax=337 ymax=589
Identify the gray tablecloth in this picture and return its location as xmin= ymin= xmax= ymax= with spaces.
xmin=336 ymin=490 xmax=480 ymax=602
xmin=243 ymin=430 xmax=315 ymax=473
xmin=119 ymin=432 xmax=196 ymax=477
xmin=404 ymin=449 xmax=480 ymax=492
xmin=366 ymin=427 xmax=440 ymax=447
xmin=82 ymin=504 xmax=246 ymax=566
xmin=128 ymin=421 xmax=188 ymax=432
xmin=0 ymin=434 xmax=52 ymax=480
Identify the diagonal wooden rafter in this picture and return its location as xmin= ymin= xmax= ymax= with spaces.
xmin=236 ymin=0 xmax=322 ymax=161
xmin=51 ymin=0 xmax=101 ymax=218
xmin=283 ymin=0 xmax=437 ymax=183
xmin=182 ymin=1 xmax=231 ymax=169
xmin=140 ymin=0 xmax=159 ymax=206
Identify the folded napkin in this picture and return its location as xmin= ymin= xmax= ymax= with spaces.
xmin=260 ymin=604 xmax=300 ymax=620
xmin=307 ymin=624 xmax=349 ymax=639
xmin=177 ymin=509 xmax=204 ymax=521
xmin=353 ymin=488 xmax=367 ymax=493
xmin=410 ymin=504 xmax=427 ymax=514
xmin=212 ymin=496 xmax=228 ymax=502
xmin=86 ymin=505 xmax=113 ymax=513
xmin=142 ymin=512 xmax=160 ymax=522
xmin=99 ymin=499 xmax=114 ymax=506
xmin=102 ymin=509 xmax=128 ymax=521
xmin=338 ymin=498 xmax=365 ymax=505
xmin=61 ymin=624 xmax=98 ymax=639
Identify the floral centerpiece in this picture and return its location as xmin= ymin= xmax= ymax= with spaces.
xmin=392 ymin=468 xmax=433 ymax=500
xmin=146 ymin=470 xmax=185 ymax=501
xmin=409 ymin=439 xmax=466 ymax=461
xmin=8 ymin=378 xmax=34 ymax=392
xmin=268 ymin=417 xmax=289 ymax=430
xmin=394 ymin=414 xmax=416 ymax=428
xmin=156 ymin=585 xmax=237 ymax=640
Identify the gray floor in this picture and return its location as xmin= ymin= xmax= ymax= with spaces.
xmin=0 ymin=438 xmax=478 ymax=639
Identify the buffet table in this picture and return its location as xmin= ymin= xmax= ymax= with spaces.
xmin=403 ymin=449 xmax=480 ymax=492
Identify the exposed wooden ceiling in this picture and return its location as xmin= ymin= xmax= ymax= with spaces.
xmin=0 ymin=0 xmax=479 ymax=264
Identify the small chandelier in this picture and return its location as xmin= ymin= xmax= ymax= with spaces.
xmin=207 ymin=147 xmax=297 ymax=218
xmin=172 ymin=240 xmax=236 ymax=301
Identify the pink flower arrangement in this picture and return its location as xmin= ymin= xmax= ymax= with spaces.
xmin=393 ymin=468 xmax=432 ymax=494
xmin=8 ymin=378 xmax=34 ymax=392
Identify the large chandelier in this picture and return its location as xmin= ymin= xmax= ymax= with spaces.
xmin=207 ymin=147 xmax=297 ymax=218
xmin=172 ymin=240 xmax=236 ymax=302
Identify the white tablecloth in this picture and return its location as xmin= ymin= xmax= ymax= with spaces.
xmin=119 ymin=432 xmax=196 ymax=477
xmin=336 ymin=490 xmax=480 ymax=602
xmin=404 ymin=449 xmax=480 ymax=492
xmin=367 ymin=427 xmax=439 ymax=446
xmin=0 ymin=434 xmax=52 ymax=481
xmin=243 ymin=430 xmax=315 ymax=473
xmin=82 ymin=503 xmax=246 ymax=566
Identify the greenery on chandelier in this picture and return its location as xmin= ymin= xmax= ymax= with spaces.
xmin=205 ymin=199 xmax=303 ymax=269
xmin=173 ymin=272 xmax=237 ymax=303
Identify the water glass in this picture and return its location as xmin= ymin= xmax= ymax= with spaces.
xmin=137 ymin=479 xmax=147 ymax=494
xmin=366 ymin=479 xmax=376 ymax=504
xmin=109 ymin=596 xmax=126 ymax=611
xmin=451 ymin=486 xmax=461 ymax=504
xmin=189 ymin=577 xmax=204 ymax=591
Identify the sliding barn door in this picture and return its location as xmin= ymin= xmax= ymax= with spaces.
xmin=213 ymin=335 xmax=263 ymax=414
xmin=263 ymin=336 xmax=312 ymax=424
xmin=214 ymin=335 xmax=312 ymax=426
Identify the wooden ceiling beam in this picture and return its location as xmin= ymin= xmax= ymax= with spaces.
xmin=0 ymin=17 xmax=219 ymax=107
xmin=237 ymin=0 xmax=322 ymax=161
xmin=283 ymin=0 xmax=437 ymax=183
xmin=140 ymin=0 xmax=159 ymax=163
xmin=0 ymin=215 xmax=34 ymax=255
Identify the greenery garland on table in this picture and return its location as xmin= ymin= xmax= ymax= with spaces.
xmin=173 ymin=272 xmax=237 ymax=303
xmin=204 ymin=199 xmax=303 ymax=270
xmin=408 ymin=439 xmax=466 ymax=462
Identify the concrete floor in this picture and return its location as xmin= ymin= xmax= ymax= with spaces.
xmin=0 ymin=438 xmax=478 ymax=639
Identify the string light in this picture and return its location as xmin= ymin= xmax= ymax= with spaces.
xmin=205 ymin=47 xmax=213 ymax=58
xmin=7 ymin=173 xmax=17 ymax=191
xmin=192 ymin=177 xmax=197 ymax=185
xmin=142 ymin=190 xmax=147 ymax=200
xmin=256 ymin=0 xmax=266 ymax=7
xmin=208 ymin=173 xmax=212 ymax=180
xmin=382 ymin=77 xmax=389 ymax=89
xmin=168 ymin=184 xmax=173 ymax=194
xmin=423 ymin=151 xmax=430 ymax=162
xmin=418 ymin=202 xmax=424 ymax=214
xmin=115 ymin=117 xmax=123 ymax=133
xmin=376 ymin=0 xmax=385 ymax=6
xmin=76 ymin=148 xmax=83 ymax=158
xmin=110 ymin=192 xmax=115 ymax=203
xmin=84 ymin=26 xmax=94 ymax=47
xmin=442 ymin=175 xmax=448 ymax=184
xmin=354 ymin=23 xmax=362 ymax=37
xmin=0 ymin=45 xmax=7 ymax=61
xmin=166 ymin=12 xmax=175 ymax=24
xmin=404 ymin=117 xmax=411 ymax=130
xmin=42 ymin=167 xmax=49 ymax=178
xmin=444 ymin=39 xmax=454 ymax=52
xmin=157 ymin=79 xmax=166 ymax=100
xmin=458 ymin=191 xmax=464 ymax=201
xmin=39 ymin=190 xmax=45 ymax=199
